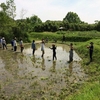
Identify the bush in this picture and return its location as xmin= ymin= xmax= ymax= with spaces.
xmin=56 ymin=31 xmax=66 ymax=34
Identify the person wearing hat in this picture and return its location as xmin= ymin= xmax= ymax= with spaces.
xmin=2 ymin=37 xmax=7 ymax=50
xmin=87 ymin=42 xmax=94 ymax=62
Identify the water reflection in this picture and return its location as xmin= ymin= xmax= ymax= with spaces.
xmin=41 ymin=58 xmax=45 ymax=70
xmin=51 ymin=61 xmax=56 ymax=71
xmin=24 ymin=43 xmax=81 ymax=62
xmin=0 ymin=51 xmax=20 ymax=78
xmin=62 ymin=45 xmax=65 ymax=51
xmin=0 ymin=43 xmax=87 ymax=97
xmin=32 ymin=55 xmax=36 ymax=63
xmin=12 ymin=52 xmax=18 ymax=62
xmin=68 ymin=62 xmax=73 ymax=73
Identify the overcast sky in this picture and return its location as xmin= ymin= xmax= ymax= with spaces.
xmin=0 ymin=0 xmax=100 ymax=23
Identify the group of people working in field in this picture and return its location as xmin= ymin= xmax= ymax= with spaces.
xmin=31 ymin=39 xmax=57 ymax=60
xmin=0 ymin=37 xmax=24 ymax=53
xmin=0 ymin=36 xmax=94 ymax=62
xmin=32 ymin=39 xmax=94 ymax=62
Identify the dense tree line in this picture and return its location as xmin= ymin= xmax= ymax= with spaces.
xmin=0 ymin=0 xmax=100 ymax=43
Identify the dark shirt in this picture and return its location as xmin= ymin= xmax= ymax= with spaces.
xmin=50 ymin=46 xmax=56 ymax=53
xmin=89 ymin=45 xmax=93 ymax=52
xmin=32 ymin=42 xmax=36 ymax=49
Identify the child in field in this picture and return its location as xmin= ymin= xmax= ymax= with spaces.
xmin=87 ymin=42 xmax=94 ymax=62
xmin=49 ymin=44 xmax=57 ymax=60
xmin=20 ymin=39 xmax=24 ymax=53
xmin=31 ymin=40 xmax=36 ymax=55
xmin=41 ymin=39 xmax=45 ymax=57
xmin=69 ymin=43 xmax=73 ymax=62
xmin=13 ymin=38 xmax=17 ymax=51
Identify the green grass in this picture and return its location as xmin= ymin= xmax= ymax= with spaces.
xmin=67 ymin=82 xmax=100 ymax=100
xmin=66 ymin=39 xmax=100 ymax=100
xmin=29 ymin=31 xmax=100 ymax=42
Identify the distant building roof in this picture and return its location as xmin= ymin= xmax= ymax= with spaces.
xmin=59 ymin=27 xmax=64 ymax=30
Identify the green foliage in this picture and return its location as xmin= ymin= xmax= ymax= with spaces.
xmin=0 ymin=3 xmax=8 ymax=12
xmin=68 ymin=82 xmax=100 ymax=100
xmin=66 ymin=36 xmax=92 ymax=42
xmin=6 ymin=0 xmax=16 ymax=19
xmin=57 ymin=31 xmax=66 ymax=34
xmin=95 ymin=21 xmax=100 ymax=31
xmin=46 ymin=20 xmax=59 ymax=31
xmin=76 ymin=39 xmax=100 ymax=65
xmin=29 ymin=31 xmax=97 ymax=42
xmin=29 ymin=32 xmax=62 ymax=42
xmin=0 ymin=30 xmax=14 ymax=43
xmin=63 ymin=12 xmax=81 ymax=23
xmin=0 ymin=0 xmax=29 ymax=43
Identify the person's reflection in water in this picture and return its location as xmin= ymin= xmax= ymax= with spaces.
xmin=31 ymin=55 xmax=36 ymax=67
xmin=6 ymin=52 xmax=19 ymax=78
xmin=63 ymin=45 xmax=65 ymax=51
xmin=41 ymin=58 xmax=45 ymax=70
xmin=51 ymin=61 xmax=56 ymax=72
xmin=12 ymin=52 xmax=18 ymax=63
xmin=32 ymin=55 xmax=36 ymax=63
xmin=19 ymin=54 xmax=24 ymax=64
xmin=68 ymin=62 xmax=73 ymax=74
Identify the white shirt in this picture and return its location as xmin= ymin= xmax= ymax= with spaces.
xmin=13 ymin=40 xmax=17 ymax=46
xmin=41 ymin=42 xmax=45 ymax=51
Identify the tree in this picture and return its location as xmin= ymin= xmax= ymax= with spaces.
xmin=29 ymin=15 xmax=42 ymax=31
xmin=0 ymin=3 xmax=13 ymax=35
xmin=95 ymin=21 xmax=100 ymax=31
xmin=63 ymin=12 xmax=81 ymax=23
xmin=29 ymin=15 xmax=42 ymax=25
xmin=6 ymin=0 xmax=16 ymax=19
xmin=43 ymin=20 xmax=59 ymax=32
xmin=0 ymin=0 xmax=30 ymax=42
xmin=0 ymin=0 xmax=16 ymax=19
xmin=0 ymin=3 xmax=8 ymax=13
xmin=20 ymin=9 xmax=27 ymax=19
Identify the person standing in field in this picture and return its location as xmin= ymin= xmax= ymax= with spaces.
xmin=49 ymin=44 xmax=57 ymax=60
xmin=13 ymin=38 xmax=17 ymax=51
xmin=11 ymin=38 xmax=14 ymax=50
xmin=0 ymin=36 xmax=2 ymax=48
xmin=2 ymin=37 xmax=7 ymax=50
xmin=87 ymin=42 xmax=94 ymax=62
xmin=20 ymin=39 xmax=24 ymax=53
xmin=62 ymin=34 xmax=66 ymax=43
xmin=69 ymin=43 xmax=73 ymax=62
xmin=31 ymin=40 xmax=36 ymax=55
xmin=41 ymin=39 xmax=45 ymax=57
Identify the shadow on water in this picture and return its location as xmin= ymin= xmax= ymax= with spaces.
xmin=0 ymin=43 xmax=88 ymax=98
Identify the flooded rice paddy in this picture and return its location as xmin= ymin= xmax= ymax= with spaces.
xmin=0 ymin=43 xmax=88 ymax=99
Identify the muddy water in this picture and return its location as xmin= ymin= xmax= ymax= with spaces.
xmin=0 ymin=43 xmax=87 ymax=99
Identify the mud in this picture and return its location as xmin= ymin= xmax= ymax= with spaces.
xmin=0 ymin=43 xmax=88 ymax=99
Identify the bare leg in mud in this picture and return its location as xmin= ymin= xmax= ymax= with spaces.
xmin=41 ymin=50 xmax=45 ymax=57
